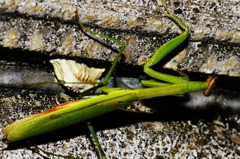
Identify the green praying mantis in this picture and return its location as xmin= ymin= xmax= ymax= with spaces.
xmin=2 ymin=5 xmax=217 ymax=159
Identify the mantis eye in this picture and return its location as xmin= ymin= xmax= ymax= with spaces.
xmin=50 ymin=59 xmax=105 ymax=93
xmin=203 ymin=76 xmax=218 ymax=96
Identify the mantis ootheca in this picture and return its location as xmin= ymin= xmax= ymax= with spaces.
xmin=3 ymin=5 xmax=217 ymax=159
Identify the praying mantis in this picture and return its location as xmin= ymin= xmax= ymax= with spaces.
xmin=2 ymin=5 xmax=217 ymax=159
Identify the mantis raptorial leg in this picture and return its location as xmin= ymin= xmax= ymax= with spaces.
xmin=2 ymin=4 xmax=217 ymax=159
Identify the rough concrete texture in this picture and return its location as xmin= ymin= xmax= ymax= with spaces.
xmin=0 ymin=0 xmax=239 ymax=76
xmin=1 ymin=61 xmax=240 ymax=158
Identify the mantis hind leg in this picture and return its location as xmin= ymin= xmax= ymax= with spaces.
xmin=76 ymin=7 xmax=138 ymax=94
xmin=142 ymin=6 xmax=190 ymax=86
xmin=75 ymin=9 xmax=125 ymax=94
xmin=86 ymin=122 xmax=106 ymax=159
